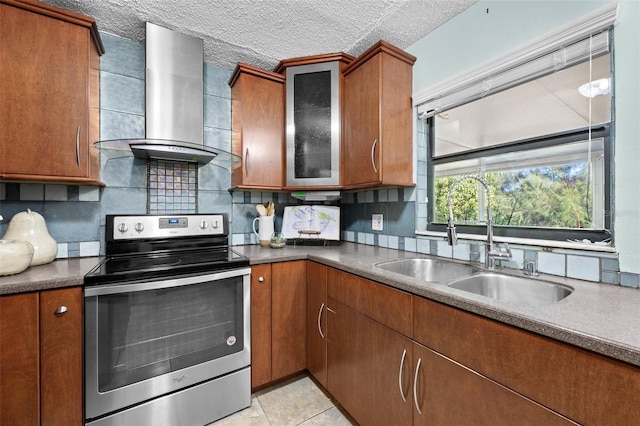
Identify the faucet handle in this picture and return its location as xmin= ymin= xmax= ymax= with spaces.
xmin=446 ymin=221 xmax=458 ymax=246
xmin=524 ymin=260 xmax=540 ymax=276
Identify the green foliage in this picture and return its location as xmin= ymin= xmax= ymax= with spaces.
xmin=434 ymin=165 xmax=593 ymax=229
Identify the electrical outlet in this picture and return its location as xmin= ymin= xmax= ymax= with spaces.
xmin=372 ymin=214 xmax=383 ymax=231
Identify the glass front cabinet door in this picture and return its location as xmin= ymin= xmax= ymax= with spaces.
xmin=285 ymin=61 xmax=340 ymax=187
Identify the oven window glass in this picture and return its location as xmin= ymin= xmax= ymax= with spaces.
xmin=96 ymin=277 xmax=243 ymax=392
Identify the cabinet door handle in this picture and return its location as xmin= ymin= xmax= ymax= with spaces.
xmin=54 ymin=306 xmax=68 ymax=315
xmin=76 ymin=126 xmax=81 ymax=166
xmin=398 ymin=349 xmax=408 ymax=403
xmin=244 ymin=148 xmax=249 ymax=178
xmin=413 ymin=357 xmax=422 ymax=415
xmin=317 ymin=302 xmax=325 ymax=338
xmin=370 ymin=138 xmax=378 ymax=174
xmin=258 ymin=276 xmax=265 ymax=282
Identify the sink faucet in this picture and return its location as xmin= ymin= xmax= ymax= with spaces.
xmin=446 ymin=174 xmax=511 ymax=269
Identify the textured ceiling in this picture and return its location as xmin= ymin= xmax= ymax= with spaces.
xmin=38 ymin=0 xmax=476 ymax=70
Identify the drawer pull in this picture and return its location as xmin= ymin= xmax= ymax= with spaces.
xmin=413 ymin=357 xmax=422 ymax=415
xmin=371 ymin=138 xmax=378 ymax=173
xmin=54 ymin=306 xmax=68 ymax=315
xmin=76 ymin=126 xmax=81 ymax=166
xmin=258 ymin=276 xmax=265 ymax=282
xmin=245 ymin=148 xmax=249 ymax=178
xmin=398 ymin=349 xmax=407 ymax=403
xmin=317 ymin=303 xmax=325 ymax=339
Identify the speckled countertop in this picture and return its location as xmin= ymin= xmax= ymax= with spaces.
xmin=236 ymin=243 xmax=640 ymax=368
xmin=0 ymin=256 xmax=100 ymax=295
xmin=2 ymin=243 xmax=639 ymax=368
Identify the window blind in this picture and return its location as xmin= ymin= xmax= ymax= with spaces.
xmin=414 ymin=2 xmax=619 ymax=119
xmin=417 ymin=30 xmax=610 ymax=119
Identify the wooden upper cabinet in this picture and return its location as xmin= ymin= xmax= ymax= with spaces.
xmin=229 ymin=41 xmax=415 ymax=191
xmin=342 ymin=41 xmax=416 ymax=189
xmin=0 ymin=0 xmax=104 ymax=185
xmin=229 ymin=63 xmax=285 ymax=190
xmin=276 ymin=53 xmax=354 ymax=190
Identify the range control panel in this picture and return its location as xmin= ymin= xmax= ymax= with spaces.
xmin=110 ymin=214 xmax=226 ymax=240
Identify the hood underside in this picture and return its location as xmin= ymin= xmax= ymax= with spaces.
xmin=129 ymin=139 xmax=217 ymax=164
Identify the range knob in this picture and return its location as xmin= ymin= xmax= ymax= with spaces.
xmin=212 ymin=221 xmax=219 ymax=229
xmin=200 ymin=220 xmax=209 ymax=230
xmin=117 ymin=223 xmax=129 ymax=233
xmin=135 ymin=222 xmax=144 ymax=233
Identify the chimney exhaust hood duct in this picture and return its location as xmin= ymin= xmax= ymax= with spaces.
xmin=97 ymin=23 xmax=230 ymax=165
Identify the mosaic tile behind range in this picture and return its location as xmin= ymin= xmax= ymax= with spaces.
xmin=148 ymin=160 xmax=198 ymax=214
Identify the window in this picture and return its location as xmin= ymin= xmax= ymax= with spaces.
xmin=418 ymin=27 xmax=614 ymax=243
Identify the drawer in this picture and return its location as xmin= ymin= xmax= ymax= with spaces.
xmin=412 ymin=295 xmax=640 ymax=425
xmin=328 ymin=268 xmax=412 ymax=337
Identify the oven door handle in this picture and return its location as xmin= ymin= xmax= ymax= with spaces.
xmin=84 ymin=267 xmax=252 ymax=296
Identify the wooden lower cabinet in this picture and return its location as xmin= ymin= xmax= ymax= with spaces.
xmin=258 ymin=261 xmax=639 ymax=424
xmin=413 ymin=343 xmax=572 ymax=425
xmin=250 ymin=261 xmax=306 ymax=390
xmin=0 ymin=292 xmax=39 ymax=426
xmin=326 ymin=298 xmax=568 ymax=426
xmin=306 ymin=262 xmax=328 ymax=388
xmin=40 ymin=287 xmax=83 ymax=426
xmin=324 ymin=268 xmax=586 ymax=425
xmin=250 ymin=263 xmax=273 ymax=389
xmin=413 ymin=295 xmax=640 ymax=425
xmin=326 ymin=299 xmax=373 ymax=424
xmin=327 ymin=299 xmax=413 ymax=426
xmin=272 ymin=260 xmax=306 ymax=379
xmin=0 ymin=287 xmax=83 ymax=426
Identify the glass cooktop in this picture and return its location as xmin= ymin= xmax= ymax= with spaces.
xmin=84 ymin=247 xmax=249 ymax=286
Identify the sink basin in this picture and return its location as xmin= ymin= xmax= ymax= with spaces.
xmin=448 ymin=273 xmax=573 ymax=305
xmin=376 ymin=258 xmax=475 ymax=283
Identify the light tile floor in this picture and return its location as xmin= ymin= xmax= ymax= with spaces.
xmin=210 ymin=374 xmax=357 ymax=426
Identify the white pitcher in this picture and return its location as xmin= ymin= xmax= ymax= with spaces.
xmin=253 ymin=216 xmax=274 ymax=246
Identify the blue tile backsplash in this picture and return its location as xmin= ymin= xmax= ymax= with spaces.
xmin=0 ymin=31 xmax=636 ymax=288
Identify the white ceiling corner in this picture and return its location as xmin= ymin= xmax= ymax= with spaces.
xmin=37 ymin=0 xmax=476 ymax=70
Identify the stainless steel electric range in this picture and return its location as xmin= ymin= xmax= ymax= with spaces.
xmin=84 ymin=214 xmax=251 ymax=426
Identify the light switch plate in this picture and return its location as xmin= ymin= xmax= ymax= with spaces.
xmin=372 ymin=214 xmax=383 ymax=231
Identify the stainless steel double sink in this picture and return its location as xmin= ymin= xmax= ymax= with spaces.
xmin=375 ymin=258 xmax=572 ymax=306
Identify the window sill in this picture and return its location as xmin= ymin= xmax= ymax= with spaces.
xmin=415 ymin=230 xmax=616 ymax=254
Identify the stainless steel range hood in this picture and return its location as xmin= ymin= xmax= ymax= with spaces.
xmin=97 ymin=23 xmax=227 ymax=165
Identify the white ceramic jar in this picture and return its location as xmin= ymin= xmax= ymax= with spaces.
xmin=2 ymin=209 xmax=58 ymax=265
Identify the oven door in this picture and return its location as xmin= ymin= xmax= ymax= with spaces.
xmin=84 ymin=267 xmax=251 ymax=421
